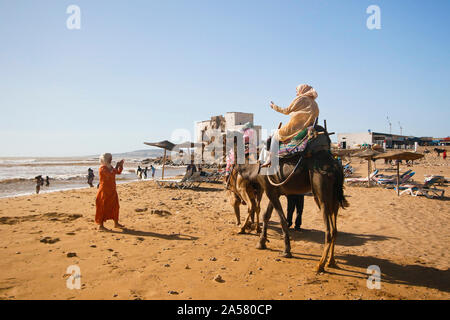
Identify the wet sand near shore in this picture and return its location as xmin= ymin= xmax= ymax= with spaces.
xmin=0 ymin=162 xmax=449 ymax=300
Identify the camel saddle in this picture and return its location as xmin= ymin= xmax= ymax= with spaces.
xmin=277 ymin=125 xmax=331 ymax=159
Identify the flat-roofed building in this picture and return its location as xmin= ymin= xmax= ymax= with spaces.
xmin=337 ymin=131 xmax=417 ymax=149
xmin=194 ymin=112 xmax=262 ymax=164
xmin=195 ymin=112 xmax=262 ymax=145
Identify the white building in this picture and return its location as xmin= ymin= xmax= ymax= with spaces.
xmin=337 ymin=132 xmax=373 ymax=149
xmin=194 ymin=112 xmax=262 ymax=164
xmin=195 ymin=112 xmax=262 ymax=145
xmin=337 ymin=131 xmax=415 ymax=149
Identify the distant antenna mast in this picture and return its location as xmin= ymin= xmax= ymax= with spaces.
xmin=398 ymin=121 xmax=403 ymax=136
xmin=386 ymin=116 xmax=392 ymax=134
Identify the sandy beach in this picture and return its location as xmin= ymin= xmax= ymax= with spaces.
xmin=0 ymin=156 xmax=449 ymax=300
xmin=3 ymin=0 xmax=450 ymax=305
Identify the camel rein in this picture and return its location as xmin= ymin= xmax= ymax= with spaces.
xmin=267 ymin=155 xmax=304 ymax=187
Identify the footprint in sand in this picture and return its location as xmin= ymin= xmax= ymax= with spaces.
xmin=150 ymin=209 xmax=172 ymax=216
xmin=40 ymin=237 xmax=60 ymax=244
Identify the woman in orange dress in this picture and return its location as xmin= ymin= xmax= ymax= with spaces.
xmin=95 ymin=153 xmax=125 ymax=231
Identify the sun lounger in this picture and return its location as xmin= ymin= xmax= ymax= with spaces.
xmin=345 ymin=169 xmax=378 ymax=184
xmin=374 ymin=169 xmax=412 ymax=181
xmin=155 ymin=172 xmax=204 ymax=189
xmin=398 ymin=176 xmax=445 ymax=199
xmin=201 ymin=170 xmax=225 ymax=183
xmin=424 ymin=175 xmax=447 ymax=186
xmin=155 ymin=179 xmax=188 ymax=189
xmin=374 ymin=170 xmax=415 ymax=188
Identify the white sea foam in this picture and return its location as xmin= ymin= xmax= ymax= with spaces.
xmin=0 ymin=156 xmax=186 ymax=198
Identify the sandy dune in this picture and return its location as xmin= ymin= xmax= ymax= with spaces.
xmin=0 ymin=160 xmax=449 ymax=300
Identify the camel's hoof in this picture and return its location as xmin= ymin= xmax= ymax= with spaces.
xmin=237 ymin=229 xmax=246 ymax=235
xmin=315 ymin=265 xmax=325 ymax=274
xmin=326 ymin=260 xmax=339 ymax=269
xmin=282 ymin=252 xmax=293 ymax=258
xmin=256 ymin=229 xmax=262 ymax=235
xmin=256 ymin=242 xmax=267 ymax=250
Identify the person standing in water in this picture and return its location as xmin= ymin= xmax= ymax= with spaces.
xmin=35 ymin=175 xmax=43 ymax=194
xmin=87 ymin=168 xmax=95 ymax=187
xmin=95 ymin=153 xmax=125 ymax=231
xmin=143 ymin=167 xmax=148 ymax=179
xmin=150 ymin=165 xmax=156 ymax=178
xmin=45 ymin=176 xmax=50 ymax=187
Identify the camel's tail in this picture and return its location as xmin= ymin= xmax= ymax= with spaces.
xmin=335 ymin=161 xmax=350 ymax=209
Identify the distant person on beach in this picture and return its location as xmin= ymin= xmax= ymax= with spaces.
xmin=150 ymin=165 xmax=156 ymax=178
xmin=95 ymin=153 xmax=125 ymax=231
xmin=286 ymin=194 xmax=305 ymax=231
xmin=45 ymin=176 xmax=50 ymax=187
xmin=136 ymin=166 xmax=143 ymax=179
xmin=35 ymin=175 xmax=43 ymax=194
xmin=444 ymin=150 xmax=447 ymax=160
xmin=143 ymin=167 xmax=148 ymax=179
xmin=87 ymin=168 xmax=95 ymax=187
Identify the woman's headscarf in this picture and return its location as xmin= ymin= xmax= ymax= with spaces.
xmin=296 ymin=84 xmax=318 ymax=100
xmin=100 ymin=153 xmax=112 ymax=167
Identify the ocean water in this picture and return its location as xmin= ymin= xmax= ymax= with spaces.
xmin=0 ymin=157 xmax=186 ymax=198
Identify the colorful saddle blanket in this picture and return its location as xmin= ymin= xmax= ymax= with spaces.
xmin=278 ymin=126 xmax=314 ymax=158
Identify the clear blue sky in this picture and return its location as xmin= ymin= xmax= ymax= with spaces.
xmin=1 ymin=0 xmax=449 ymax=156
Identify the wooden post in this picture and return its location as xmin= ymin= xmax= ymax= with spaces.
xmin=396 ymin=161 xmax=400 ymax=196
xmin=367 ymin=159 xmax=371 ymax=187
xmin=162 ymin=149 xmax=167 ymax=180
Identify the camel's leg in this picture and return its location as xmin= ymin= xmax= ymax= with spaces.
xmin=254 ymin=189 xmax=263 ymax=234
xmin=268 ymin=195 xmax=292 ymax=258
xmin=238 ymin=212 xmax=252 ymax=234
xmin=326 ymin=210 xmax=339 ymax=268
xmin=255 ymin=201 xmax=261 ymax=234
xmin=257 ymin=203 xmax=273 ymax=249
xmin=238 ymin=186 xmax=254 ymax=234
xmin=316 ymin=208 xmax=332 ymax=273
xmin=310 ymin=171 xmax=333 ymax=273
xmin=248 ymin=198 xmax=257 ymax=231
xmin=231 ymin=195 xmax=241 ymax=226
xmin=248 ymin=195 xmax=256 ymax=227
xmin=249 ymin=196 xmax=256 ymax=225
xmin=238 ymin=200 xmax=254 ymax=234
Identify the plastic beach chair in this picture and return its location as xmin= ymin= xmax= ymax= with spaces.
xmin=345 ymin=169 xmax=379 ymax=184
xmin=374 ymin=170 xmax=415 ymax=188
xmin=398 ymin=176 xmax=445 ymax=199
xmin=155 ymin=172 xmax=204 ymax=190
